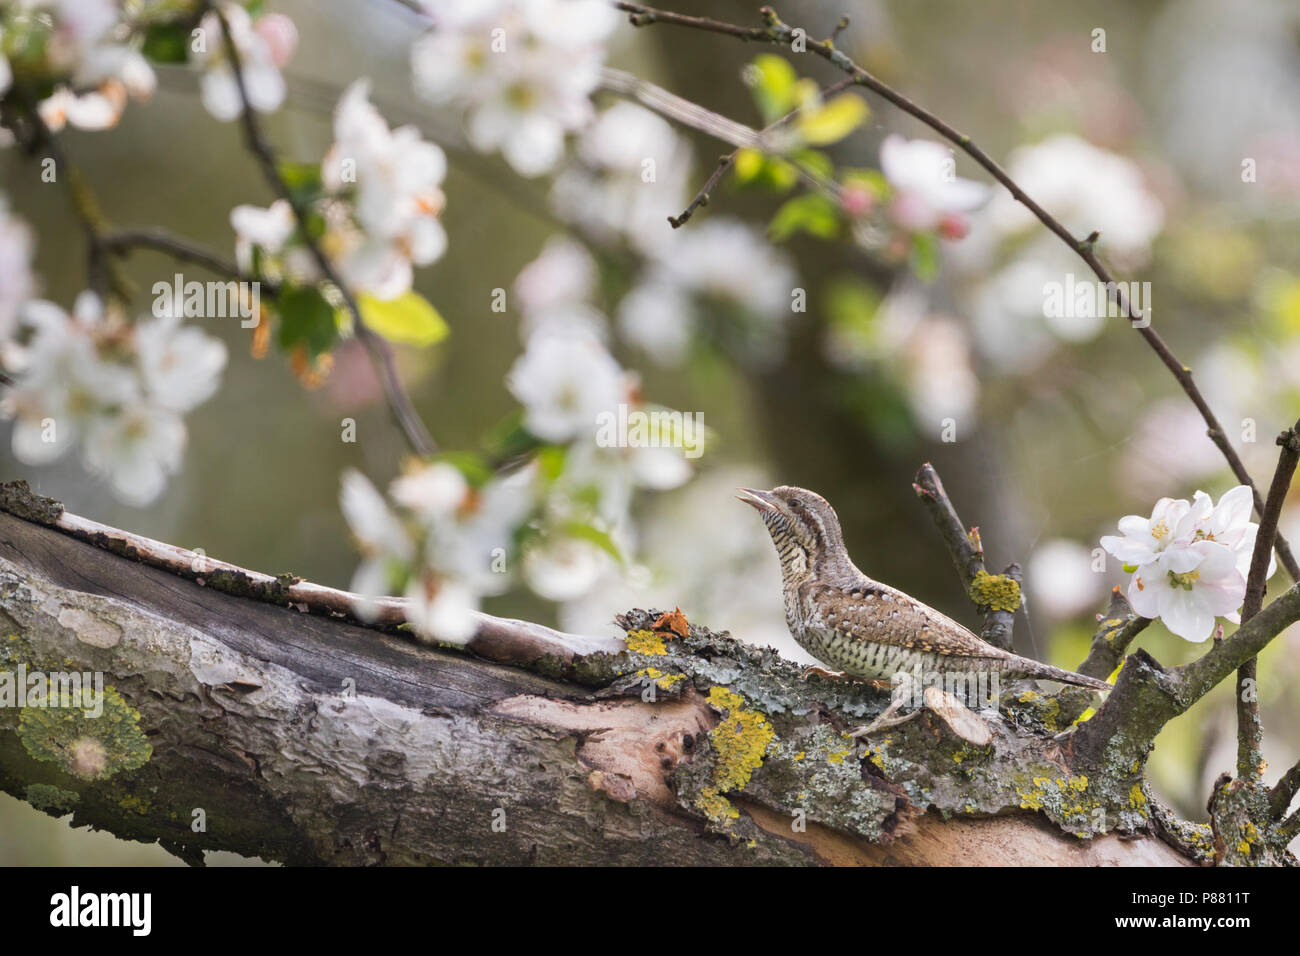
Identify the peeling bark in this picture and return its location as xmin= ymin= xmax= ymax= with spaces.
xmin=0 ymin=506 xmax=1214 ymax=866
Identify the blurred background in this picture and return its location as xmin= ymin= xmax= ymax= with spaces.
xmin=2 ymin=0 xmax=1299 ymax=862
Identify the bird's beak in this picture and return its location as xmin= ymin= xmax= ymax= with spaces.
xmin=735 ymin=487 xmax=778 ymax=512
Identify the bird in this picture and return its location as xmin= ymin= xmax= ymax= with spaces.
xmin=736 ymin=485 xmax=1111 ymax=695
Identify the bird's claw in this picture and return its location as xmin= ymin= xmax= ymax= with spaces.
xmin=848 ymin=704 xmax=921 ymax=739
xmin=801 ymin=666 xmax=895 ymax=693
xmin=802 ymin=665 xmax=847 ymax=681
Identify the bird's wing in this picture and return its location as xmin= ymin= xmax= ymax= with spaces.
xmin=802 ymin=578 xmax=1010 ymax=660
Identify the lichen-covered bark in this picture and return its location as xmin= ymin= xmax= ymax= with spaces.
xmin=0 ymin=509 xmax=1208 ymax=865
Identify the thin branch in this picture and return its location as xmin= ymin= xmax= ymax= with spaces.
xmin=669 ymin=154 xmax=732 ymax=228
xmin=1078 ymin=587 xmax=1150 ymax=680
xmin=613 ymin=1 xmax=1300 ymax=584
xmin=598 ymin=66 xmax=844 ymax=204
xmin=100 ymin=227 xmax=274 ymax=293
xmin=1 ymin=94 xmax=129 ymax=301
xmin=208 ymin=1 xmax=437 ymax=458
xmin=912 ymin=462 xmax=1018 ymax=650
xmin=598 ymin=66 xmax=769 ymax=150
xmin=1281 ymin=806 xmax=1300 ymax=844
xmin=1270 ymin=758 xmax=1300 ymax=820
xmin=1176 ymin=582 xmax=1300 ymax=704
xmin=0 ymin=479 xmax=624 ymax=664
xmin=667 ymin=75 xmax=858 ymax=228
xmin=1235 ymin=421 xmax=1300 ymax=780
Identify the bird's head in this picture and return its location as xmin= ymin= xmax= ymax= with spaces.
xmin=736 ymin=485 xmax=851 ymax=580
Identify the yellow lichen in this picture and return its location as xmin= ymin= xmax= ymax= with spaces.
xmin=1129 ymin=785 xmax=1147 ymax=808
xmin=968 ymin=571 xmax=1022 ymax=613
xmin=827 ymin=748 xmax=851 ymax=765
xmin=624 ymin=629 xmax=667 ymax=655
xmin=635 ymin=667 xmax=685 ymax=690
xmin=695 ymin=686 xmax=775 ymax=825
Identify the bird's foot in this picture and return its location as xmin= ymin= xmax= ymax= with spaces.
xmin=802 ymin=665 xmax=847 ymax=681
xmin=848 ymin=703 xmax=920 ymax=739
xmin=801 ymin=666 xmax=895 ymax=693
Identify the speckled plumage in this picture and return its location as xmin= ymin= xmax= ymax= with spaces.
xmin=737 ymin=485 xmax=1110 ymax=692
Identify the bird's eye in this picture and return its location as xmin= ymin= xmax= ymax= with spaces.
xmin=789 ymin=499 xmax=803 ymax=510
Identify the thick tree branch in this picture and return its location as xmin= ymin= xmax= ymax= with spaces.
xmin=0 ymin=479 xmax=1204 ymax=865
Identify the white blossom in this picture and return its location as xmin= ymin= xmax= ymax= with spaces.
xmin=411 ymin=0 xmax=617 ymax=177
xmin=1 ymin=293 xmax=225 ymax=505
xmin=522 ymin=535 xmax=607 ymax=601
xmin=34 ymin=0 xmax=156 ymax=132
xmin=552 ymin=102 xmax=694 ymax=251
xmin=230 ymin=199 xmax=296 ymax=273
xmin=323 ymin=80 xmax=448 ymax=299
xmin=0 ymin=199 xmax=34 ymax=341
xmin=987 ymin=134 xmax=1164 ymax=268
xmin=193 ymin=4 xmax=294 ymax=122
xmin=506 ymin=332 xmax=626 ymax=443
xmin=879 ymin=134 xmax=989 ymax=233
xmin=1100 ymin=486 xmax=1271 ymax=641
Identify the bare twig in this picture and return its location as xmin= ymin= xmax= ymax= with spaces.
xmin=1270 ymin=758 xmax=1300 ymax=820
xmin=669 ymin=154 xmax=732 ymax=228
xmin=100 ymin=227 xmax=274 ymax=293
xmin=208 ymin=1 xmax=436 ymax=457
xmin=912 ymin=462 xmax=1018 ymax=650
xmin=598 ymin=66 xmax=844 ymax=204
xmin=1078 ymin=587 xmax=1150 ymax=681
xmin=613 ymin=1 xmax=1300 ymax=583
xmin=1236 ymin=421 xmax=1300 ymax=780
xmin=667 ymin=75 xmax=858 ymax=228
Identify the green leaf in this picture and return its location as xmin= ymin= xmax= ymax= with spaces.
xmin=791 ymin=148 xmax=834 ymax=181
xmin=826 ymin=277 xmax=881 ymax=330
xmin=732 ymin=149 xmax=799 ymax=192
xmin=910 ymin=232 xmax=941 ymax=282
xmin=750 ymin=54 xmax=799 ymax=122
xmin=560 ymin=522 xmax=624 ymax=564
xmin=534 ymin=446 xmax=566 ymax=483
xmin=277 ymin=285 xmax=339 ymax=357
xmin=797 ymin=94 xmax=869 ymax=146
xmin=432 ymin=451 xmax=494 ymax=488
xmin=732 ymin=148 xmax=765 ymax=184
xmin=277 ymin=162 xmax=323 ymax=202
xmin=768 ymin=193 xmax=840 ymax=242
xmin=350 ymin=291 xmax=449 ymax=347
xmin=484 ymin=409 xmax=540 ymax=461
xmin=141 ymin=23 xmax=190 ymax=63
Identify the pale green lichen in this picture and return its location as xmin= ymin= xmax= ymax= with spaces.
xmin=25 ymin=783 xmax=79 ymax=814
xmin=18 ymin=683 xmax=151 ymax=780
xmin=968 ymin=571 xmax=1021 ymax=613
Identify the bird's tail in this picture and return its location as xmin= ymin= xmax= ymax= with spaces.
xmin=1016 ymin=658 xmax=1112 ymax=693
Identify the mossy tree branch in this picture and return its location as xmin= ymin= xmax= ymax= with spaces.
xmin=0 ymin=485 xmax=1210 ymax=866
